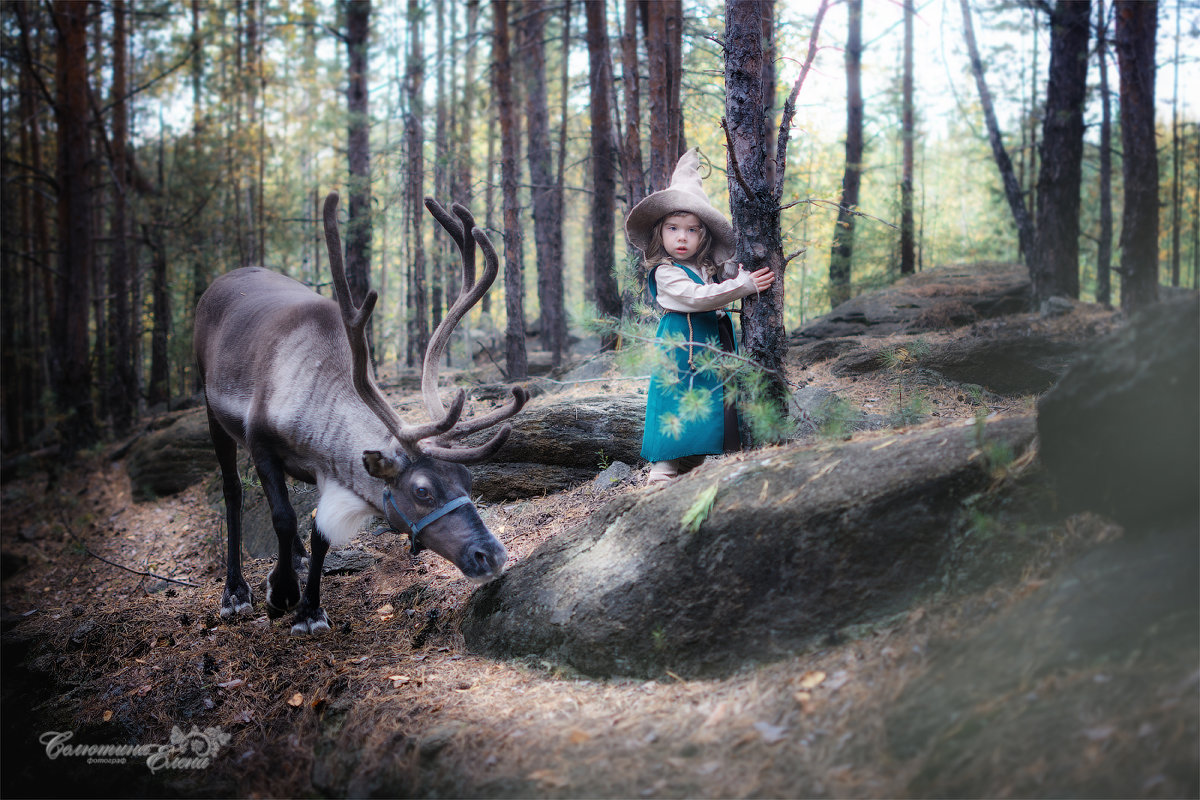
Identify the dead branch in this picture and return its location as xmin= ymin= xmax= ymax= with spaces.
xmin=774 ymin=0 xmax=833 ymax=201
xmin=59 ymin=512 xmax=200 ymax=588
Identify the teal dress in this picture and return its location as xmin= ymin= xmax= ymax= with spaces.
xmin=641 ymin=263 xmax=742 ymax=462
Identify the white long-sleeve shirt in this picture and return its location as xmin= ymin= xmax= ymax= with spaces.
xmin=653 ymin=262 xmax=759 ymax=313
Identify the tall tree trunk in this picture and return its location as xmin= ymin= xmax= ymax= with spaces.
xmin=13 ymin=2 xmax=51 ymax=447
xmin=1169 ymin=1 xmax=1181 ymax=287
xmin=459 ymin=0 xmax=479 ymax=211
xmin=1029 ymin=0 xmax=1090 ymax=305
xmin=828 ymin=0 xmax=863 ymax=308
xmin=725 ymin=0 xmax=788 ymax=423
xmin=345 ymin=0 xmax=374 ymax=357
xmin=51 ymin=0 xmax=96 ymax=453
xmin=1114 ymin=0 xmax=1159 ymax=311
xmin=586 ymin=0 xmax=621 ymax=348
xmin=644 ymin=0 xmax=670 ymax=192
xmin=147 ymin=131 xmax=170 ymax=409
xmin=433 ymin=0 xmax=448 ymax=344
xmin=665 ymin=0 xmax=685 ymax=160
xmin=1096 ymin=0 xmax=1114 ymax=306
xmin=406 ymin=0 xmax=429 ymax=366
xmin=899 ymin=0 xmax=916 ymax=275
xmin=108 ymin=0 xmax=136 ymax=436
xmin=1027 ymin=7 xmax=1040 ymax=225
xmin=493 ymin=0 xmax=528 ymax=378
xmin=760 ymin=0 xmax=777 ymax=188
xmin=621 ymin=0 xmax=646 ymax=210
xmin=960 ymin=0 xmax=1036 ymax=262
xmin=518 ymin=1 xmax=567 ymax=367
xmin=483 ymin=88 xmax=496 ymax=316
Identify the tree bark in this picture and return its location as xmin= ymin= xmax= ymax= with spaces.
xmin=960 ymin=0 xmax=1036 ymax=263
xmin=406 ymin=0 xmax=429 ymax=366
xmin=725 ymin=0 xmax=788 ymax=419
xmin=1169 ymin=1 xmax=1181 ymax=287
xmin=51 ymin=0 xmax=97 ymax=453
xmin=493 ymin=0 xmax=528 ymax=378
xmin=518 ymin=0 xmax=566 ymax=367
xmin=11 ymin=2 xmax=50 ymax=449
xmin=344 ymin=0 xmax=374 ymax=358
xmin=1096 ymin=0 xmax=1114 ymax=307
xmin=899 ymin=0 xmax=916 ymax=276
xmin=1029 ymin=0 xmax=1091 ymax=305
xmin=621 ymin=0 xmax=646 ymax=211
xmin=586 ymin=0 xmax=621 ymax=348
xmin=644 ymin=0 xmax=670 ymax=192
xmin=1114 ymin=0 xmax=1159 ymax=311
xmin=108 ymin=0 xmax=136 ymax=436
xmin=828 ymin=0 xmax=863 ymax=308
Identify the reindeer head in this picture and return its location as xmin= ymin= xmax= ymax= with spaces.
xmin=324 ymin=192 xmax=526 ymax=583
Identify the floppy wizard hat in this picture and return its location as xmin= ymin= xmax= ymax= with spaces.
xmin=625 ymin=147 xmax=736 ymax=266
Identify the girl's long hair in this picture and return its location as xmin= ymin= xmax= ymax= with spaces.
xmin=642 ymin=212 xmax=719 ymax=280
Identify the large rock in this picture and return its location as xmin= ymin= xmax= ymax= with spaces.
xmin=466 ymin=393 xmax=645 ymax=501
xmin=1038 ymin=295 xmax=1199 ymax=528
xmin=795 ymin=305 xmax=1119 ymax=397
xmin=793 ymin=261 xmax=1030 ymax=341
xmin=886 ymin=522 xmax=1199 ymax=797
xmin=125 ymin=409 xmax=214 ymax=500
xmin=462 ymin=416 xmax=1037 ymax=678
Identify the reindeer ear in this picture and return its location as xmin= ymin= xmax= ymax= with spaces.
xmin=363 ymin=450 xmax=405 ymax=481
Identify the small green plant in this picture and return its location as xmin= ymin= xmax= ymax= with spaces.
xmin=973 ymin=410 xmax=1015 ymax=474
xmin=889 ymin=387 xmax=929 ymax=428
xmin=680 ymin=483 xmax=719 ymax=534
xmin=880 ymin=338 xmax=931 ymax=422
xmin=596 ymin=449 xmax=611 ymax=471
xmin=651 ymin=626 xmax=668 ymax=652
xmin=815 ymin=395 xmax=858 ymax=440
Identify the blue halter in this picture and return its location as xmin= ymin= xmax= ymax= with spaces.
xmin=383 ymin=489 xmax=473 ymax=554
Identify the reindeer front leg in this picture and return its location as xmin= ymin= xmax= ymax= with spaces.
xmin=290 ymin=527 xmax=331 ymax=635
xmin=208 ymin=409 xmax=253 ymax=618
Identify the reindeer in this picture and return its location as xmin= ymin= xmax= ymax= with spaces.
xmin=194 ymin=192 xmax=526 ymax=634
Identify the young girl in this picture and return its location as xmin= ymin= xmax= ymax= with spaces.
xmin=625 ymin=148 xmax=775 ymax=484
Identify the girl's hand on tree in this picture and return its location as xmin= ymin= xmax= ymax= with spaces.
xmin=740 ymin=264 xmax=775 ymax=292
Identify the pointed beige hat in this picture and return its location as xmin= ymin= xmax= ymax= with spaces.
xmin=625 ymin=148 xmax=736 ymax=266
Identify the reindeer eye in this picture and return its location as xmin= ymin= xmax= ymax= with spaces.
xmin=414 ymin=486 xmax=432 ymax=502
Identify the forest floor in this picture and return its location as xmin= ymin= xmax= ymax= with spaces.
xmin=2 ymin=306 xmax=1196 ymax=798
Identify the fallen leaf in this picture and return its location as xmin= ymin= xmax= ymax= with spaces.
xmin=389 ymin=674 xmax=412 ymax=688
xmin=797 ymin=670 xmax=826 ymax=690
xmin=287 ymin=692 xmax=304 ymax=707
xmin=376 ymin=603 xmax=395 ymax=616
xmin=102 ymin=710 xmax=113 ymax=722
xmin=567 ymin=728 xmax=591 ymax=745
xmin=217 ymin=678 xmax=245 ymax=690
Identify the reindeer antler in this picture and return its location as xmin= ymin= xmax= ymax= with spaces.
xmin=421 ymin=197 xmax=529 ymax=454
xmin=324 ymin=191 xmax=469 ymax=457
xmin=322 ymin=191 xmax=525 ymax=464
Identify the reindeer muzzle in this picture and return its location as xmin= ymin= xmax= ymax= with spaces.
xmin=383 ymin=490 xmax=473 ymax=554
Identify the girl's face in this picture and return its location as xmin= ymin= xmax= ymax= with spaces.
xmin=660 ymin=213 xmax=704 ymax=263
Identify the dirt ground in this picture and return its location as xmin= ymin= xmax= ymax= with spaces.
xmin=2 ymin=316 xmax=1195 ymax=798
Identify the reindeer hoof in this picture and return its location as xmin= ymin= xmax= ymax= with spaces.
xmin=219 ymin=581 xmax=253 ymax=617
xmin=289 ymin=608 xmax=331 ymax=635
xmin=266 ymin=567 xmax=301 ymax=618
